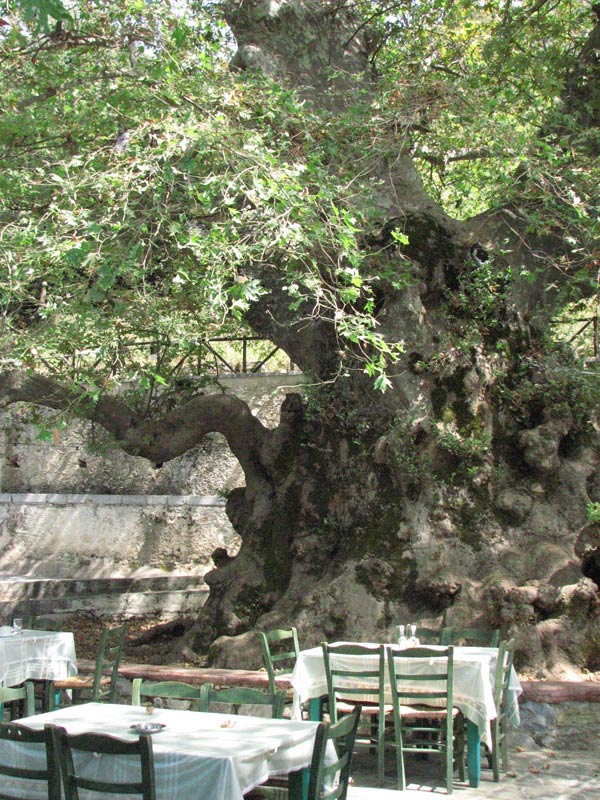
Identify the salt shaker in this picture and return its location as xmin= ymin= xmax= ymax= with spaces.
xmin=396 ymin=624 xmax=406 ymax=647
xmin=408 ymin=623 xmax=418 ymax=646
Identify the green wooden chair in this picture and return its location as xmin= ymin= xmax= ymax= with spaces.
xmin=26 ymin=616 xmax=68 ymax=713
xmin=0 ymin=683 xmax=35 ymax=722
xmin=131 ymin=678 xmax=204 ymax=711
xmin=415 ymin=626 xmax=443 ymax=644
xmin=259 ymin=627 xmax=300 ymax=694
xmin=440 ymin=626 xmax=500 ymax=647
xmin=489 ymin=637 xmax=516 ymax=780
xmin=199 ymin=683 xmax=286 ymax=718
xmin=306 ymin=705 xmax=361 ymax=800
xmin=387 ymin=645 xmax=465 ymax=795
xmin=248 ymin=705 xmax=361 ymax=800
xmin=48 ymin=623 xmax=127 ymax=709
xmin=47 ymin=724 xmax=156 ymax=800
xmin=0 ymin=721 xmax=61 ymax=800
xmin=322 ymin=642 xmax=391 ymax=785
xmin=32 ymin=616 xmax=67 ymax=632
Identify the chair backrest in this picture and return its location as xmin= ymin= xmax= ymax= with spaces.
xmin=307 ymin=706 xmax=361 ymax=800
xmin=259 ymin=627 xmax=300 ymax=693
xmin=198 ymin=683 xmax=286 ymax=718
xmin=131 ymin=679 xmax=203 ymax=711
xmin=415 ymin=626 xmax=443 ymax=644
xmin=493 ymin=638 xmax=516 ymax=711
xmin=32 ymin=617 xmax=66 ymax=632
xmin=321 ymin=643 xmax=386 ymax=723
xmin=46 ymin=724 xmax=155 ymax=800
xmin=0 ymin=683 xmax=35 ymax=721
xmin=0 ymin=722 xmax=61 ymax=800
xmin=440 ymin=626 xmax=500 ymax=647
xmin=92 ymin=623 xmax=127 ymax=702
xmin=387 ymin=645 xmax=454 ymax=713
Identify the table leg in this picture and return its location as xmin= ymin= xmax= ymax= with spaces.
xmin=466 ymin=719 xmax=481 ymax=787
xmin=308 ymin=696 xmax=324 ymax=721
xmin=288 ymin=768 xmax=306 ymax=800
xmin=301 ymin=697 xmax=325 ymax=800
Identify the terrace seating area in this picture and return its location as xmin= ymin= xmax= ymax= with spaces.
xmin=1 ymin=618 xmax=599 ymax=798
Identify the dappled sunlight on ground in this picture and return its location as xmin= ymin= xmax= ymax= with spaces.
xmin=349 ymin=737 xmax=600 ymax=798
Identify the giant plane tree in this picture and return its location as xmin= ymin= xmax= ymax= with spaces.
xmin=1 ymin=0 xmax=600 ymax=674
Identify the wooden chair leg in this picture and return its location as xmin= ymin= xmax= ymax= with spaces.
xmin=42 ymin=681 xmax=57 ymax=712
xmin=369 ymin=716 xmax=376 ymax=753
xmin=395 ymin=730 xmax=406 ymax=791
xmin=377 ymin=714 xmax=386 ymax=785
xmin=491 ymin=721 xmax=500 ymax=781
xmin=500 ymin=724 xmax=509 ymax=773
xmin=445 ymin=718 xmax=454 ymax=794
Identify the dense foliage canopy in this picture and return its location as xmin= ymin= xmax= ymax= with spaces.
xmin=3 ymin=1 xmax=600 ymax=672
xmin=2 ymin=0 xmax=598 ymax=426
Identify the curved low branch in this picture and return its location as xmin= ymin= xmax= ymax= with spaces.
xmin=0 ymin=369 xmax=269 ymax=471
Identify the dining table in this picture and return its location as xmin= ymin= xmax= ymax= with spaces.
xmin=3 ymin=701 xmax=328 ymax=800
xmin=0 ymin=626 xmax=77 ymax=687
xmin=290 ymin=641 xmax=522 ymax=788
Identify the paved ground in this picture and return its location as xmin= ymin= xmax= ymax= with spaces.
xmin=347 ymin=732 xmax=600 ymax=799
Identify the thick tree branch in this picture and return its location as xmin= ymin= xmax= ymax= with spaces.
xmin=0 ymin=369 xmax=269 ymax=472
xmin=461 ymin=13 xmax=600 ymax=318
xmin=413 ymin=146 xmax=492 ymax=167
xmin=223 ymin=0 xmax=375 ymax=107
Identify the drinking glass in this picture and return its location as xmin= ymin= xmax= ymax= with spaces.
xmin=12 ymin=617 xmax=23 ymax=634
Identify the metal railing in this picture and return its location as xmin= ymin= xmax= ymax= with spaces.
xmin=562 ymin=314 xmax=599 ymax=370
xmin=93 ymin=335 xmax=296 ymax=376
xmin=201 ymin=336 xmax=295 ymax=374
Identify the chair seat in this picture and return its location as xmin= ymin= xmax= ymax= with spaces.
xmin=53 ymin=675 xmax=111 ymax=690
xmin=399 ymin=704 xmax=461 ymax=720
xmin=335 ymin=699 xmax=393 ymax=716
xmin=284 ymin=688 xmax=295 ymax=702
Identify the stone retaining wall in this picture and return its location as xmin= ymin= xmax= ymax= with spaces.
xmin=0 ymin=493 xmax=234 ymax=579
xmin=0 ymin=373 xmax=304 ymax=576
xmin=0 ymin=374 xmax=305 ymax=617
xmin=519 ymin=681 xmax=600 ymax=751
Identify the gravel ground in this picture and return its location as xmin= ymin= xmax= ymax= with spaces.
xmin=350 ymin=736 xmax=600 ymax=798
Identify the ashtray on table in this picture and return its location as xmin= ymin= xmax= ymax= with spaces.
xmin=130 ymin=722 xmax=166 ymax=734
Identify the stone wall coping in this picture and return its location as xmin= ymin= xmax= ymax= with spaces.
xmin=0 ymin=493 xmax=226 ymax=507
xmin=78 ymin=659 xmax=287 ymax=690
xmin=519 ymin=679 xmax=600 ymax=703
xmin=76 ymin=661 xmax=600 ymax=703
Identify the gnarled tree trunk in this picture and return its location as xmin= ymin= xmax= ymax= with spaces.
xmin=181 ymin=0 xmax=600 ymax=676
xmin=1 ymin=0 xmax=599 ymax=677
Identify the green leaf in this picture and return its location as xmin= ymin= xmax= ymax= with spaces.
xmin=17 ymin=0 xmax=73 ymax=32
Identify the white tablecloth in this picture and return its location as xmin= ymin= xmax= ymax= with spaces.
xmin=4 ymin=702 xmax=324 ymax=800
xmin=0 ymin=628 xmax=77 ymax=686
xmin=291 ymin=642 xmax=522 ymax=747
